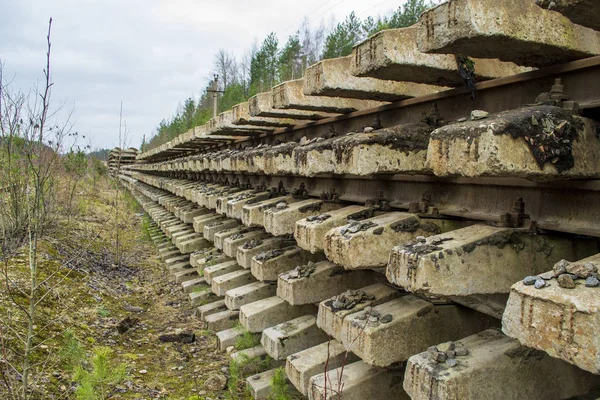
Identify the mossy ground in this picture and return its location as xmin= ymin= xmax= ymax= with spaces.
xmin=0 ymin=175 xmax=232 ymax=399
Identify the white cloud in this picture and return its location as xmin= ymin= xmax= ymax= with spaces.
xmin=1 ymin=0 xmax=405 ymax=150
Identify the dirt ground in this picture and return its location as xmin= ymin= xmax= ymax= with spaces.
xmin=0 ymin=175 xmax=232 ymax=399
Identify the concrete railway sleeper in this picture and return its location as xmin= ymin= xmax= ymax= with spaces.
xmin=121 ymin=174 xmax=600 ymax=399
xmin=114 ymin=1 xmax=600 ymax=397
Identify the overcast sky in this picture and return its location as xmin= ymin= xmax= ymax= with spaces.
xmin=1 ymin=0 xmax=406 ymax=150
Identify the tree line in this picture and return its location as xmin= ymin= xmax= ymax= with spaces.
xmin=144 ymin=0 xmax=439 ymax=151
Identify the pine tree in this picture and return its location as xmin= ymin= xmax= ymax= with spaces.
xmin=278 ymin=33 xmax=303 ymax=82
xmin=322 ymin=12 xmax=365 ymax=59
xmin=249 ymin=32 xmax=279 ymax=95
xmin=365 ymin=0 xmax=438 ymax=36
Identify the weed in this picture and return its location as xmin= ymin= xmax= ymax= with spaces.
xmin=59 ymin=330 xmax=85 ymax=371
xmin=268 ymin=367 xmax=292 ymax=400
xmin=96 ymin=306 xmax=109 ymax=318
xmin=141 ymin=215 xmax=153 ymax=242
xmin=73 ymin=346 xmax=127 ymax=400
xmin=234 ymin=326 xmax=260 ymax=351
xmin=227 ymin=352 xmax=271 ymax=399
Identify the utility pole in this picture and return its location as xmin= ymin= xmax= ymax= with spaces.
xmin=206 ymin=74 xmax=224 ymax=118
xmin=213 ymin=75 xmax=218 ymax=118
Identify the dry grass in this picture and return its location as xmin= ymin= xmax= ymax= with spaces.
xmin=0 ymin=174 xmax=229 ymax=399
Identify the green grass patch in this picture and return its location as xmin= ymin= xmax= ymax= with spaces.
xmin=269 ymin=367 xmax=294 ymax=400
xmin=234 ymin=325 xmax=260 ymax=351
xmin=96 ymin=306 xmax=110 ymax=318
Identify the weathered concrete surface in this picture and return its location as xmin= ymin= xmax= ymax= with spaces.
xmin=229 ymin=146 xmax=267 ymax=174
xmin=536 ymin=0 xmax=600 ymax=30
xmin=239 ymin=296 xmax=317 ymax=333
xmin=166 ymin=224 xmax=190 ymax=238
xmin=295 ymin=206 xmax=373 ymax=253
xmin=249 ymin=91 xmax=339 ymax=120
xmin=292 ymin=136 xmax=337 ymax=176
xmin=190 ymin=247 xmax=221 ymax=265
xmin=216 ymin=327 xmax=246 ymax=351
xmin=427 ymin=107 xmax=600 ymax=180
xmin=264 ymin=199 xmax=341 ymax=236
xmin=195 ymin=184 xmax=224 ymax=204
xmin=179 ymin=237 xmax=211 ymax=254
xmin=308 ymin=361 xmax=408 ymax=400
xmin=191 ymin=184 xmax=220 ymax=205
xmin=216 ymin=189 xmax=254 ymax=214
xmin=317 ymin=283 xmax=403 ymax=339
xmin=211 ymin=269 xmax=256 ymax=297
xmin=387 ymin=224 xmax=598 ymax=297
xmin=236 ymin=237 xmax=295 ymax=269
xmin=213 ymin=225 xmax=254 ymax=250
xmin=160 ymin=249 xmax=180 ymax=261
xmin=232 ymin=101 xmax=306 ymax=128
xmin=405 ymin=329 xmax=600 ymax=400
xmin=304 ymin=55 xmax=443 ymax=101
xmin=161 ymin=220 xmax=183 ymax=233
xmin=204 ymin=309 xmax=240 ymax=332
xmin=195 ymin=253 xmax=233 ymax=275
xmin=203 ymin=260 xmax=242 ymax=285
xmin=203 ymin=219 xmax=241 ymax=242
xmin=219 ymin=151 xmax=245 ymax=174
xmin=451 ymin=293 xmax=510 ymax=319
xmin=336 ymin=123 xmax=434 ymax=176
xmin=230 ymin=345 xmax=284 ymax=373
xmin=189 ymin=287 xmax=220 ymax=307
xmin=207 ymin=189 xmax=241 ymax=211
xmin=246 ymin=368 xmax=301 ymax=400
xmin=277 ymin=261 xmax=386 ymax=305
xmin=173 ymin=231 xmax=199 ymax=248
xmin=226 ymin=191 xmax=271 ymax=219
xmin=215 ymin=326 xmax=244 ymax=351
xmin=286 ymin=340 xmax=360 ymax=395
xmin=181 ymin=277 xmax=207 ymax=294
xmin=324 ymin=212 xmax=462 ymax=269
xmin=168 ymin=221 xmax=191 ymax=234
xmin=272 ymin=79 xmax=387 ymax=113
xmin=340 ymin=296 xmax=497 ymax=366
xmin=262 ymin=142 xmax=299 ymax=175
xmin=208 ymin=110 xmax=276 ymax=135
xmin=198 ymin=300 xmax=227 ymax=320
xmin=352 ymin=26 xmax=529 ymax=86
xmin=193 ymin=213 xmax=224 ymax=233
xmin=223 ymin=229 xmax=269 ymax=258
xmin=167 ymin=261 xmax=192 ymax=275
xmin=261 ymin=315 xmax=329 ymax=360
xmin=165 ymin=254 xmax=188 ymax=267
xmin=198 ymin=186 xmax=227 ymax=208
xmin=225 ymin=281 xmax=277 ymax=310
xmin=242 ymin=196 xmax=296 ymax=227
xmin=294 ymin=123 xmax=434 ymax=177
xmin=192 ymin=183 xmax=217 ymax=198
xmin=230 ymin=344 xmax=266 ymax=362
xmin=157 ymin=241 xmax=175 ymax=252
xmin=417 ymin=0 xmax=600 ymax=67
xmin=178 ymin=208 xmax=203 ymax=223
xmin=251 ymin=246 xmax=325 ymax=282
xmin=503 ymin=253 xmax=600 ymax=374
xmin=181 ymin=207 xmax=211 ymax=224
xmin=172 ymin=268 xmax=198 ymax=284
xmin=159 ymin=248 xmax=179 ymax=260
